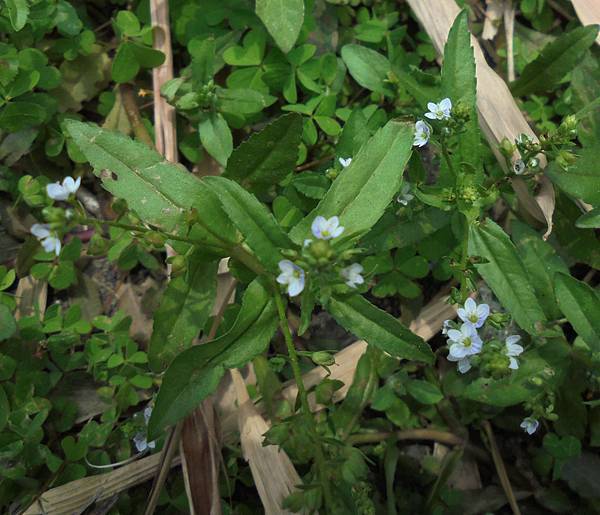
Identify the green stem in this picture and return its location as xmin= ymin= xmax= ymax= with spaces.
xmin=273 ymin=290 xmax=334 ymax=512
xmin=440 ymin=137 xmax=456 ymax=179
xmin=458 ymin=214 xmax=470 ymax=302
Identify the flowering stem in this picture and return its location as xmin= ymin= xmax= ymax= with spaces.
xmin=458 ymin=215 xmax=470 ymax=301
xmin=273 ymin=290 xmax=334 ymax=512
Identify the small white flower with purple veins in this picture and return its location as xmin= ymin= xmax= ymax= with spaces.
xmin=425 ymin=98 xmax=452 ymax=120
xmin=505 ymin=335 xmax=524 ymax=370
xmin=447 ymin=354 xmax=472 ymax=374
xmin=46 ymin=176 xmax=81 ymax=201
xmin=341 ymin=263 xmax=364 ymax=288
xmin=447 ymin=323 xmax=482 ymax=360
xmin=520 ymin=416 xmax=539 ymax=435
xmin=457 ymin=298 xmax=490 ymax=329
xmin=413 ymin=120 xmax=430 ymax=147
xmin=339 ymin=157 xmax=352 ymax=168
xmin=277 ymin=260 xmax=305 ymax=297
xmin=396 ymin=182 xmax=414 ymax=206
xmin=311 ymin=216 xmax=344 ymax=240
xmin=30 ymin=223 xmax=61 ymax=256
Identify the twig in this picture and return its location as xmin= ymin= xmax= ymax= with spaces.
xmin=482 ymin=420 xmax=522 ymax=515
xmin=206 ymin=279 xmax=238 ymax=341
xmin=143 ymin=421 xmax=183 ymax=515
xmin=347 ymin=428 xmax=463 ymax=446
xmin=295 ymin=154 xmax=334 ymax=172
xmin=504 ymin=0 xmax=516 ymax=82
xmin=119 ymin=84 xmax=155 ymax=148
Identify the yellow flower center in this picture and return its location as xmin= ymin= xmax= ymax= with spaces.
xmin=463 ymin=337 xmax=472 ymax=348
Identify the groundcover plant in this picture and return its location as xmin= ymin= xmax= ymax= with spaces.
xmin=0 ymin=0 xmax=599 ymax=513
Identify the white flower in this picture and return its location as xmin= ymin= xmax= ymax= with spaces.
xmin=520 ymin=416 xmax=539 ymax=435
xmin=447 ymin=354 xmax=472 ymax=374
xmin=341 ymin=263 xmax=364 ymax=288
xmin=396 ymin=182 xmax=414 ymax=206
xmin=311 ymin=216 xmax=344 ymax=240
xmin=513 ymin=159 xmax=526 ymax=175
xmin=457 ymin=298 xmax=490 ymax=329
xmin=505 ymin=335 xmax=524 ymax=370
xmin=447 ymin=323 xmax=482 ymax=360
xmin=133 ymin=405 xmax=156 ymax=452
xmin=339 ymin=157 xmax=352 ymax=168
xmin=46 ymin=176 xmax=81 ymax=201
xmin=277 ymin=260 xmax=305 ymax=297
xmin=425 ymin=98 xmax=452 ymax=120
xmin=413 ymin=120 xmax=430 ymax=147
xmin=30 ymin=223 xmax=61 ymax=256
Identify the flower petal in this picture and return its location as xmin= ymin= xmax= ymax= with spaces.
xmin=30 ymin=223 xmax=50 ymax=239
xmin=440 ymin=98 xmax=452 ymax=111
xmin=46 ymin=183 xmax=69 ymax=201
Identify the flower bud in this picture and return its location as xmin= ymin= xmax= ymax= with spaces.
xmin=326 ymin=168 xmax=339 ymax=180
xmin=561 ymin=115 xmax=577 ymax=132
xmin=169 ymin=255 xmax=186 ymax=276
xmin=88 ymin=233 xmax=108 ymax=255
xmin=311 ymin=351 xmax=336 ymax=367
xmin=281 ymin=248 xmax=298 ymax=259
xmin=309 ymin=239 xmax=334 ymax=260
xmin=500 ymin=138 xmax=516 ymax=157
xmin=41 ymin=206 xmax=67 ymax=223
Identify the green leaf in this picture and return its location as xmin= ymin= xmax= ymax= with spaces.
xmin=64 ymin=120 xmax=205 ymax=232
xmin=204 ymin=176 xmax=290 ymax=271
xmin=555 ymin=273 xmax=600 ymax=353
xmin=546 ymin=148 xmax=600 ymax=206
xmin=512 ymin=221 xmax=569 ymax=320
xmin=115 ymin=11 xmax=140 ymax=37
xmin=0 ymin=305 xmax=16 ymax=341
xmin=7 ymin=0 xmax=29 ymax=31
xmin=341 ymin=44 xmax=391 ymax=94
xmin=111 ymin=42 xmax=139 ymax=83
xmin=149 ymin=252 xmax=218 ymax=372
xmin=255 ymin=0 xmax=304 ymax=54
xmin=325 ymin=294 xmax=433 ymax=363
xmin=468 ymin=219 xmax=547 ymax=334
xmin=575 ymin=207 xmax=600 ymax=229
xmin=290 ymin=120 xmax=413 ymax=244
xmin=217 ymin=88 xmax=276 ymax=115
xmin=441 ymin=10 xmax=480 ymax=175
xmin=198 ymin=112 xmax=232 ymax=166
xmin=406 ymin=380 xmax=443 ymax=405
xmin=223 ymin=113 xmax=302 ymax=192
xmin=149 ymin=279 xmax=278 ymax=438
xmin=0 ymin=101 xmax=46 ymax=131
xmin=61 ymin=436 xmax=87 ymax=462
xmin=511 ymin=25 xmax=599 ymax=97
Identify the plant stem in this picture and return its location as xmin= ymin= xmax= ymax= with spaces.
xmin=273 ymin=290 xmax=334 ymax=512
xmin=458 ymin=214 xmax=470 ymax=301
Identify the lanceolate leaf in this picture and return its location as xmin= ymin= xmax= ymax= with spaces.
xmin=204 ymin=176 xmax=290 ymax=271
xmin=199 ymin=111 xmax=232 ymax=166
xmin=441 ymin=10 xmax=480 ymax=175
xmin=148 ymin=252 xmax=218 ymax=372
xmin=468 ymin=219 xmax=547 ymax=334
xmin=512 ymin=221 xmax=569 ymax=320
xmin=341 ymin=44 xmax=392 ymax=94
xmin=555 ymin=273 xmax=600 ymax=352
xmin=149 ymin=279 xmax=278 ymax=438
xmin=255 ymin=0 xmax=304 ymax=54
xmin=290 ymin=120 xmax=414 ymax=244
xmin=64 ymin=120 xmax=204 ymax=232
xmin=223 ymin=113 xmax=302 ymax=192
xmin=325 ymin=294 xmax=433 ymax=364
xmin=511 ymin=25 xmax=599 ymax=97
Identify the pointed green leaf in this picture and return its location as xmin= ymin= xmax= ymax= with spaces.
xmin=223 ymin=113 xmax=302 ymax=192
xmin=64 ymin=120 xmax=205 ymax=232
xmin=148 ymin=280 xmax=278 ymax=438
xmin=7 ymin=0 xmax=29 ymax=31
xmin=149 ymin=252 xmax=218 ymax=372
xmin=199 ymin=112 xmax=232 ymax=166
xmin=290 ymin=120 xmax=413 ymax=244
xmin=555 ymin=273 xmax=600 ymax=352
xmin=512 ymin=221 xmax=569 ymax=320
xmin=546 ymin=148 xmax=600 ymax=206
xmin=468 ymin=219 xmax=547 ymax=334
xmin=204 ymin=176 xmax=290 ymax=271
xmin=325 ymin=294 xmax=433 ymax=363
xmin=511 ymin=25 xmax=599 ymax=97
